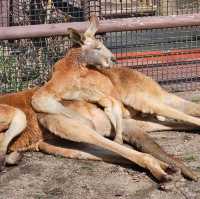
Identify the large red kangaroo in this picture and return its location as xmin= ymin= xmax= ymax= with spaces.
xmin=30 ymin=15 xmax=176 ymax=181
xmin=0 ymin=88 xmax=197 ymax=181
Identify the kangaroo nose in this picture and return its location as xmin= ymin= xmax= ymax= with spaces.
xmin=111 ymin=56 xmax=117 ymax=63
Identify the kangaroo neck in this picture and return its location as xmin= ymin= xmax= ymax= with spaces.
xmin=65 ymin=47 xmax=87 ymax=69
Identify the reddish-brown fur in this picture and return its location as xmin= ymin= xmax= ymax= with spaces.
xmin=0 ymin=88 xmax=42 ymax=151
xmin=0 ymin=105 xmax=15 ymax=131
xmin=0 ymin=88 xmax=198 ymax=181
xmin=0 ymin=15 xmax=199 ymax=181
xmin=99 ymin=67 xmax=200 ymax=127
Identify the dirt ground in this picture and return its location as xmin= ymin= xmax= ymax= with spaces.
xmin=1 ymin=92 xmax=200 ymax=199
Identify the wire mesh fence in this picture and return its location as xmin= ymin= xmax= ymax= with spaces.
xmin=0 ymin=0 xmax=200 ymax=94
xmin=107 ymin=26 xmax=200 ymax=91
xmin=1 ymin=0 xmax=200 ymax=27
xmin=0 ymin=36 xmax=71 ymax=93
xmin=88 ymin=0 xmax=200 ymax=19
xmin=0 ymin=0 xmax=84 ymax=27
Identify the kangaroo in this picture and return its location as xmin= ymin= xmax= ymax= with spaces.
xmin=0 ymin=88 xmax=198 ymax=181
xmin=0 ymin=15 xmax=174 ymax=181
xmin=31 ymin=15 xmax=124 ymax=144
xmin=0 ymin=104 xmax=26 ymax=170
xmin=0 ymin=15 xmax=198 ymax=181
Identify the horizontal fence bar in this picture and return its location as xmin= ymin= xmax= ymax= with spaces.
xmin=1 ymin=14 xmax=200 ymax=40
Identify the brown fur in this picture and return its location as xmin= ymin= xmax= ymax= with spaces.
xmin=0 ymin=88 xmax=42 ymax=151
xmin=0 ymin=88 xmax=197 ymax=181
xmin=1 ymin=16 xmax=199 ymax=181
xmin=0 ymin=104 xmax=15 ymax=131
xmin=31 ymin=12 xmax=122 ymax=144
xmin=32 ymin=28 xmax=124 ymax=144
xmin=99 ymin=68 xmax=200 ymax=126
xmin=30 ymin=21 xmax=179 ymax=179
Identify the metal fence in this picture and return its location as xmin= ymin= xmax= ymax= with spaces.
xmin=0 ymin=0 xmax=200 ymax=93
xmin=1 ymin=1 xmax=200 ymax=27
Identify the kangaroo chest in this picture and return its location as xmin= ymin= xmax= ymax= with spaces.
xmin=61 ymin=68 xmax=118 ymax=102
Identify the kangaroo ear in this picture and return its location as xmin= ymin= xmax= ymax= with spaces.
xmin=84 ymin=14 xmax=99 ymax=38
xmin=66 ymin=28 xmax=85 ymax=46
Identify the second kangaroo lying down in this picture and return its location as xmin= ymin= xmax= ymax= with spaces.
xmin=99 ymin=68 xmax=200 ymax=126
xmin=0 ymin=89 xmax=198 ymax=181
xmin=0 ymin=104 xmax=26 ymax=170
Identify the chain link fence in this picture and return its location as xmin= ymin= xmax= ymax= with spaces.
xmin=0 ymin=0 xmax=200 ymax=93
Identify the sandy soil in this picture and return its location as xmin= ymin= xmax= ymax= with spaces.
xmin=0 ymin=92 xmax=200 ymax=199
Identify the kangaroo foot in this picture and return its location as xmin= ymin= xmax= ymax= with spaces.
xmin=6 ymin=151 xmax=23 ymax=165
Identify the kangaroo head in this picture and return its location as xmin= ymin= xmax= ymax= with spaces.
xmin=67 ymin=15 xmax=116 ymax=68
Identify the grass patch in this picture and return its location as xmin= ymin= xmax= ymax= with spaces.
xmin=184 ymin=155 xmax=196 ymax=162
xmin=190 ymin=95 xmax=200 ymax=103
xmin=81 ymin=166 xmax=94 ymax=172
xmin=196 ymin=166 xmax=200 ymax=172
xmin=80 ymin=162 xmax=95 ymax=172
xmin=0 ymin=47 xmax=22 ymax=93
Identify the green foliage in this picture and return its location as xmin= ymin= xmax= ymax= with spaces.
xmin=0 ymin=47 xmax=27 ymax=93
xmin=184 ymin=155 xmax=196 ymax=162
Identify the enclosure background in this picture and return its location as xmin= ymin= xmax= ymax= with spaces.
xmin=0 ymin=0 xmax=200 ymax=93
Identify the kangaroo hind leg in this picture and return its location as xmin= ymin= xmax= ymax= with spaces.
xmin=38 ymin=114 xmax=176 ymax=181
xmin=0 ymin=105 xmax=26 ymax=170
xmin=122 ymin=119 xmax=198 ymax=181
xmin=38 ymin=140 xmax=132 ymax=164
xmin=0 ymin=107 xmax=26 ymax=154
xmin=130 ymin=97 xmax=200 ymax=127
xmin=151 ymin=101 xmax=200 ymax=127
xmin=163 ymin=92 xmax=200 ymax=117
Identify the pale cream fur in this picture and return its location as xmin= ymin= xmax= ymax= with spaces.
xmin=0 ymin=104 xmax=26 ymax=155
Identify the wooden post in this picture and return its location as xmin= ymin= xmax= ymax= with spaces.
xmin=0 ymin=0 xmax=10 ymax=27
xmin=82 ymin=0 xmax=101 ymax=20
xmin=159 ymin=0 xmax=177 ymax=16
xmin=11 ymin=0 xmax=24 ymax=26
